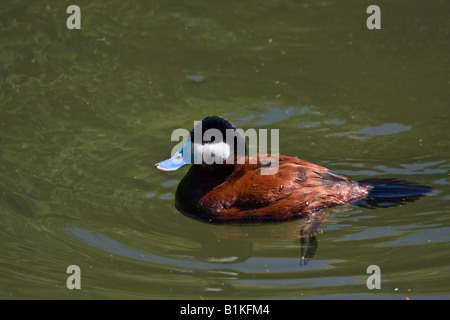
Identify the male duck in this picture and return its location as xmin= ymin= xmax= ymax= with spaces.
xmin=155 ymin=116 xmax=430 ymax=223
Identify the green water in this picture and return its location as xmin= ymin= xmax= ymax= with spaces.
xmin=0 ymin=0 xmax=449 ymax=299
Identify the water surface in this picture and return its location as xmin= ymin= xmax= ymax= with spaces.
xmin=0 ymin=0 xmax=449 ymax=299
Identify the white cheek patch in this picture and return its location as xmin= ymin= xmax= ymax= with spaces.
xmin=193 ymin=142 xmax=231 ymax=165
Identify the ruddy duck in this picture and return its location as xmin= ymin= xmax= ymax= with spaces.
xmin=155 ymin=116 xmax=431 ymax=223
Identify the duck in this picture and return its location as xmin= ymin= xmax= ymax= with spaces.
xmin=155 ymin=116 xmax=431 ymax=223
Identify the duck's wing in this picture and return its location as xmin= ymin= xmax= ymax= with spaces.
xmin=230 ymin=156 xmax=369 ymax=215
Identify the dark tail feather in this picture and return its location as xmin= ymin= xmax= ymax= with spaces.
xmin=356 ymin=178 xmax=433 ymax=208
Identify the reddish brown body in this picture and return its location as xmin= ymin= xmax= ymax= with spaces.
xmin=175 ymin=155 xmax=371 ymax=223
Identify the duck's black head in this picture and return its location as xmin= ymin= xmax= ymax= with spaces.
xmin=155 ymin=116 xmax=247 ymax=171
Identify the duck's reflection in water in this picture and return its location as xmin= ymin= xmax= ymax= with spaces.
xmin=170 ymin=206 xmax=350 ymax=267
